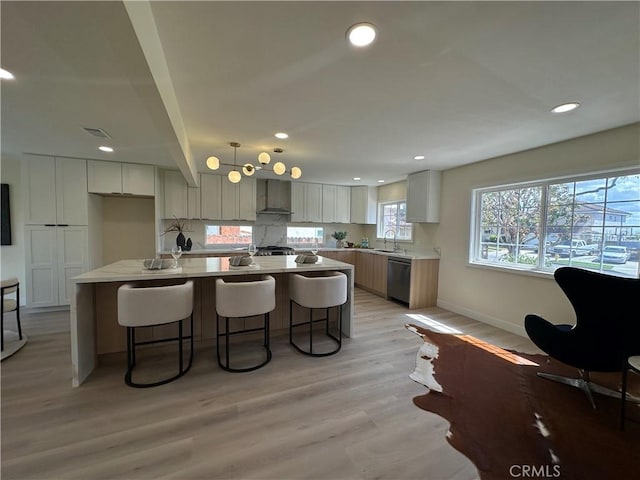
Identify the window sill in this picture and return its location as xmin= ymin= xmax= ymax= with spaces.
xmin=468 ymin=260 xmax=555 ymax=280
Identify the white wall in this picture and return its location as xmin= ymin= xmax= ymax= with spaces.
xmin=0 ymin=154 xmax=26 ymax=305
xmin=434 ymin=123 xmax=640 ymax=336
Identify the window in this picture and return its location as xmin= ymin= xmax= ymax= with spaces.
xmin=377 ymin=200 xmax=413 ymax=241
xmin=287 ymin=226 xmax=323 ymax=246
xmin=205 ymin=225 xmax=253 ymax=247
xmin=471 ymin=170 xmax=640 ymax=278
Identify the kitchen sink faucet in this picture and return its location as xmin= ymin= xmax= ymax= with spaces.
xmin=384 ymin=229 xmax=399 ymax=251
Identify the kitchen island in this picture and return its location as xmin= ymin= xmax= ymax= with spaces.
xmin=71 ymin=256 xmax=354 ymax=386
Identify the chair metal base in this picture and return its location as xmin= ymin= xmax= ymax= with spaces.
xmin=537 ymin=372 xmax=640 ymax=409
xmin=1 ymin=283 xmax=22 ymax=352
xmin=124 ymin=315 xmax=194 ymax=388
xmin=216 ymin=313 xmax=272 ymax=372
xmin=289 ymin=300 xmax=342 ymax=357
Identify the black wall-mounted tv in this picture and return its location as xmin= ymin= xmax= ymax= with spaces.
xmin=1 ymin=183 xmax=11 ymax=245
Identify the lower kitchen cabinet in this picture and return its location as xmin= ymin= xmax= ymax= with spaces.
xmin=354 ymin=251 xmax=387 ymax=297
xmin=25 ymin=225 xmax=89 ymax=306
xmin=319 ymin=250 xmax=355 ymax=265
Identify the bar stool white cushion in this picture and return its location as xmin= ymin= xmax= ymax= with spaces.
xmin=215 ymin=275 xmax=276 ymax=372
xmin=290 ymin=272 xmax=347 ymax=309
xmin=289 ymin=272 xmax=347 ymax=357
xmin=215 ymin=275 xmax=276 ymax=318
xmin=117 ymin=281 xmax=194 ymax=388
xmin=118 ymin=281 xmax=194 ymax=328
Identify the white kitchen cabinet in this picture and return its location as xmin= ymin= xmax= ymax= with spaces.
xmin=322 ymin=185 xmax=337 ymax=223
xmin=122 ymin=163 xmax=155 ymax=196
xmin=200 ymin=173 xmax=222 ymax=220
xmin=88 ymin=161 xmax=155 ymax=196
xmin=24 ymin=155 xmax=88 ymax=225
xmin=221 ymin=178 xmax=256 ymax=221
xmin=163 ymin=170 xmax=188 ymax=218
xmin=406 ymin=170 xmax=441 ymax=223
xmin=336 ymin=186 xmax=351 ymax=223
xmin=350 ymin=186 xmax=377 ymax=224
xmin=188 ymin=184 xmax=201 ymax=219
xmin=24 ymin=225 xmax=89 ymax=307
xmin=322 ymin=184 xmax=350 ymax=223
xmin=291 ymin=182 xmax=322 ymax=223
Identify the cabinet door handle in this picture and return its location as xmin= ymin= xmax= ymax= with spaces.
xmin=57 ymin=224 xmax=69 ymax=227
xmin=44 ymin=224 xmax=56 ymax=227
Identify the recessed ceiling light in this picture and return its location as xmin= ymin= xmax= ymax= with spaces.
xmin=414 ymin=155 xmax=425 ymax=160
xmin=377 ymin=179 xmax=385 ymax=183
xmin=274 ymin=132 xmax=288 ymax=139
xmin=551 ymin=102 xmax=580 ymax=113
xmin=0 ymin=68 xmax=15 ymax=80
xmin=347 ymin=23 xmax=377 ymax=47
xmin=353 ymin=177 xmax=361 ymax=181
xmin=99 ymin=146 xmax=114 ymax=152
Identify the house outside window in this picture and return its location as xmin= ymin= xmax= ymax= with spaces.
xmin=470 ymin=170 xmax=640 ymax=278
xmin=205 ymin=225 xmax=253 ymax=247
xmin=377 ymin=200 xmax=412 ymax=241
xmin=287 ymin=226 xmax=323 ymax=246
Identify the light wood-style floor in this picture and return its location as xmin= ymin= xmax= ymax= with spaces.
xmin=1 ymin=289 xmax=540 ymax=480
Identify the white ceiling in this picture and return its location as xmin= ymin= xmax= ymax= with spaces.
xmin=2 ymin=1 xmax=639 ymax=186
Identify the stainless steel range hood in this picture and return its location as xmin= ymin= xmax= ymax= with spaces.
xmin=257 ymin=179 xmax=293 ymax=214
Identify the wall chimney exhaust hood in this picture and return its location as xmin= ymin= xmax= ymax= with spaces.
xmin=257 ymin=179 xmax=293 ymax=214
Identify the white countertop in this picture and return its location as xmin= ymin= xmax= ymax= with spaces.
xmin=160 ymin=247 xmax=440 ymax=260
xmin=73 ymin=256 xmax=353 ymax=284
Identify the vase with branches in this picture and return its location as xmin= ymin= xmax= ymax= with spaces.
xmin=163 ymin=217 xmax=189 ymax=249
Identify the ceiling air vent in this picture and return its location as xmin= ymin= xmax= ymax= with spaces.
xmin=83 ymin=127 xmax=112 ymax=139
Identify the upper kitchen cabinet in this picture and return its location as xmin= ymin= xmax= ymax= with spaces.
xmin=24 ymin=155 xmax=88 ymax=225
xmin=406 ymin=170 xmax=441 ymax=223
xmin=187 ymin=179 xmax=201 ymax=220
xmin=291 ymin=182 xmax=322 ymax=223
xmin=88 ymin=161 xmax=155 ymax=196
xmin=322 ymin=185 xmax=350 ymax=223
xmin=200 ymin=174 xmax=222 ymax=220
xmin=221 ymin=178 xmax=256 ymax=221
xmin=163 ymin=170 xmax=189 ymax=218
xmin=350 ymin=186 xmax=377 ymax=224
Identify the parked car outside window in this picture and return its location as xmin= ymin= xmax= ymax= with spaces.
xmin=599 ymin=246 xmax=629 ymax=264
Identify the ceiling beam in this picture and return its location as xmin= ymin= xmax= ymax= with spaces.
xmin=123 ymin=0 xmax=198 ymax=186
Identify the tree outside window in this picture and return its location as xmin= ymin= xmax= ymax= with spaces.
xmin=377 ymin=201 xmax=412 ymax=241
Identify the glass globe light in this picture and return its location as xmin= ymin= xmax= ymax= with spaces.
xmin=242 ymin=163 xmax=255 ymax=176
xmin=206 ymin=156 xmax=220 ymax=170
xmin=273 ymin=162 xmax=286 ymax=175
xmin=290 ymin=166 xmax=302 ymax=179
xmin=228 ymin=170 xmax=241 ymax=183
xmin=258 ymin=152 xmax=271 ymax=165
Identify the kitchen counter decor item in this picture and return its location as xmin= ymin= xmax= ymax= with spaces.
xmin=331 ymin=231 xmax=347 ymax=248
xmin=162 ymin=217 xmax=189 ymax=249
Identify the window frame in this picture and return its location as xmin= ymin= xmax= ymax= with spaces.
xmin=469 ymin=168 xmax=640 ymax=278
xmin=204 ymin=223 xmax=254 ymax=248
xmin=376 ymin=200 xmax=413 ymax=242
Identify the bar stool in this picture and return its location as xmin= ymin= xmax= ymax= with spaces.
xmin=289 ymin=272 xmax=347 ymax=357
xmin=1 ymin=278 xmax=22 ymax=352
xmin=215 ymin=275 xmax=275 ymax=372
xmin=117 ymin=281 xmax=194 ymax=388
xmin=621 ymin=355 xmax=640 ymax=430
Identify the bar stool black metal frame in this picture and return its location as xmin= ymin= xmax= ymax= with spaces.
xmin=620 ymin=355 xmax=640 ymax=431
xmin=216 ymin=313 xmax=272 ymax=372
xmin=124 ymin=314 xmax=194 ymax=388
xmin=289 ymin=301 xmax=343 ymax=357
xmin=1 ymin=279 xmax=22 ymax=352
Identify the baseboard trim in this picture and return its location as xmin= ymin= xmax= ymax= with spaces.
xmin=436 ymin=299 xmax=527 ymax=338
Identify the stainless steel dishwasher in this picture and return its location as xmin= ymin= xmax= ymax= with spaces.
xmin=387 ymin=256 xmax=411 ymax=305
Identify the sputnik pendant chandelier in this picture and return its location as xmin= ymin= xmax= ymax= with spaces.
xmin=206 ymin=142 xmax=302 ymax=183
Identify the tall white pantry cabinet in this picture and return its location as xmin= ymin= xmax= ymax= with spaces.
xmin=24 ymin=155 xmax=89 ymax=307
